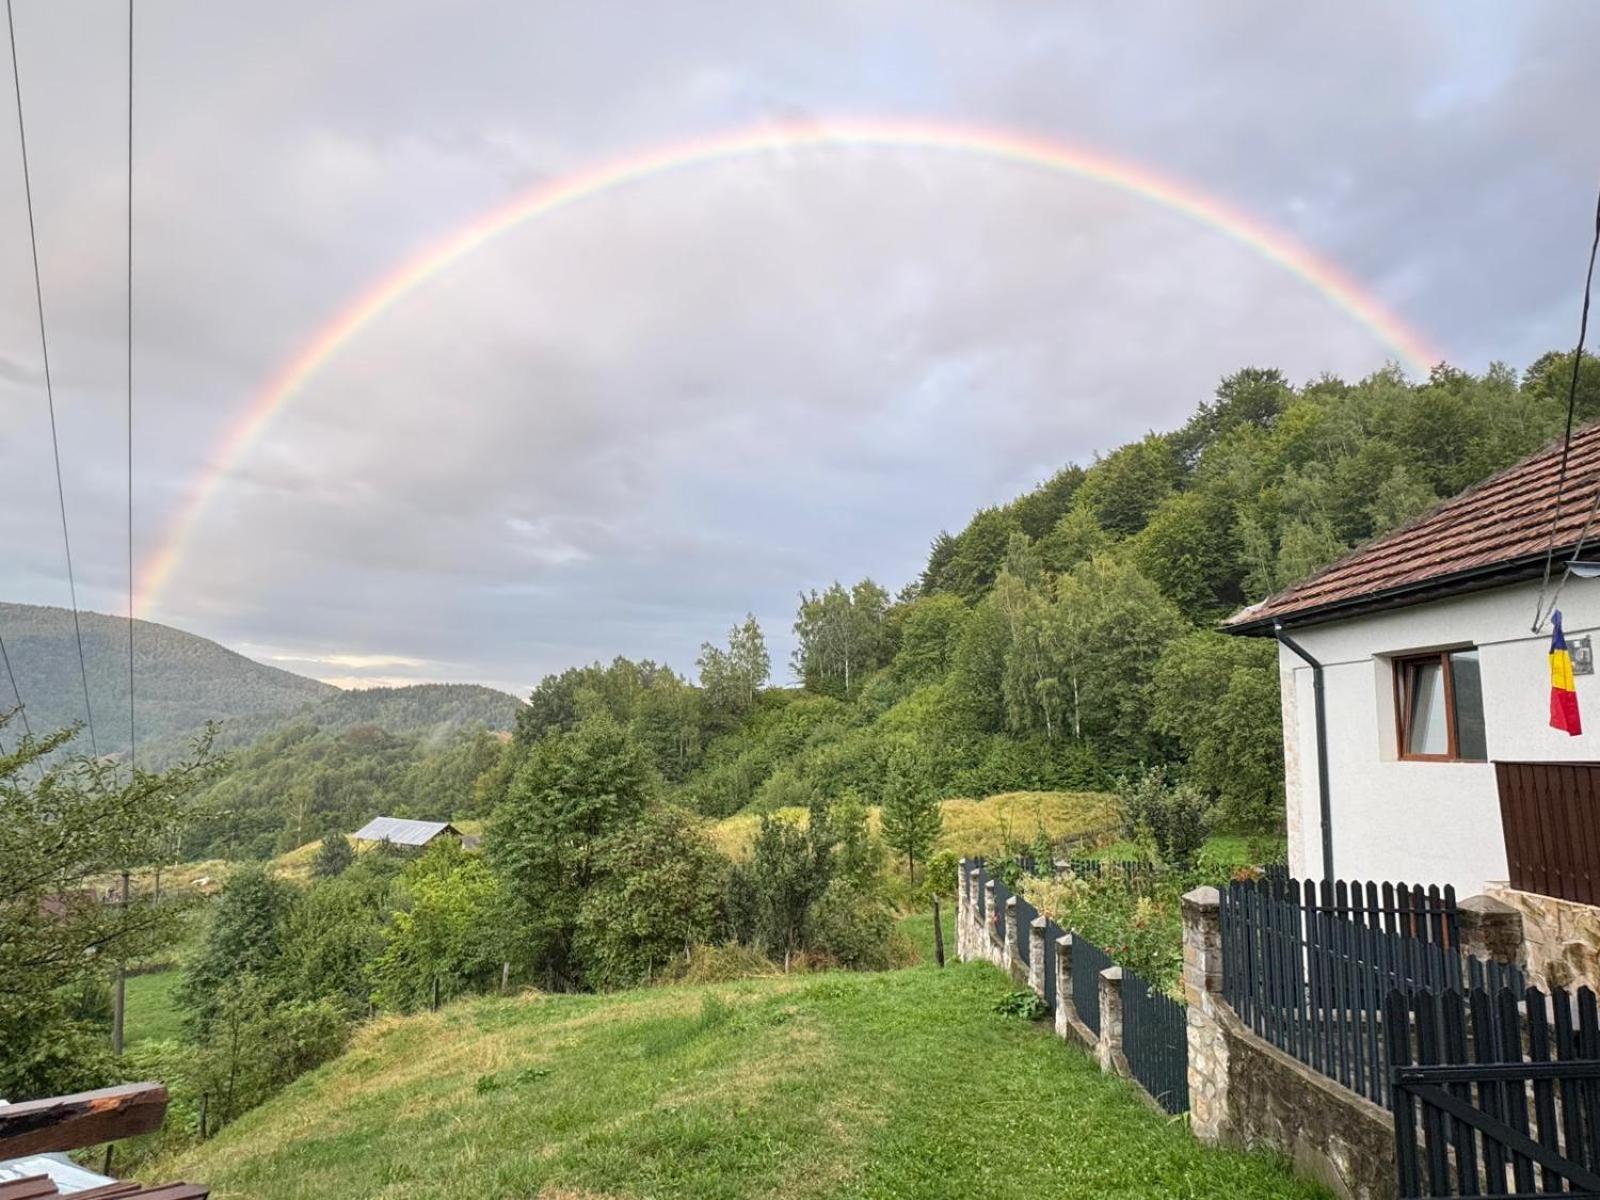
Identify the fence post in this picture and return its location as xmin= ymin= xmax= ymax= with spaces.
xmin=1457 ymin=893 xmax=1525 ymax=969
xmin=1182 ymin=885 xmax=1231 ymax=1142
xmin=1004 ymin=896 xmax=1020 ymax=974
xmin=933 ymin=896 xmax=946 ymax=967
xmin=956 ymin=859 xmax=967 ymax=959
xmin=966 ymin=868 xmax=983 ymax=962
xmin=1029 ymin=916 xmax=1048 ymax=997
xmin=1097 ymin=966 xmax=1127 ymax=1075
xmin=1055 ymin=934 xmax=1074 ymax=1039
xmin=983 ymin=880 xmax=998 ymax=967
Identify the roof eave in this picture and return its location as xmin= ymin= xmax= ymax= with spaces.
xmin=1221 ymin=552 xmax=1556 ymax=637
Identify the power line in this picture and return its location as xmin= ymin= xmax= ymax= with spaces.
xmin=5 ymin=0 xmax=98 ymax=755
xmin=1532 ymin=182 xmax=1600 ymax=633
xmin=0 ymin=627 xmax=44 ymax=779
xmin=126 ymin=0 xmax=135 ymax=770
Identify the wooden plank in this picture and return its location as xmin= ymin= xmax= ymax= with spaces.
xmin=1471 ymin=988 xmax=1509 ymax=1194
xmin=0 ymin=1083 xmax=168 ymax=1159
xmin=1580 ymin=988 xmax=1600 ymax=1174
xmin=1556 ymin=985 xmax=1585 ymax=1180
xmin=1388 ymin=991 xmax=1422 ymax=1199
xmin=1499 ymin=987 xmax=1537 ymax=1194
xmin=1416 ymin=991 xmax=1450 ymax=1192
xmin=1441 ymin=990 xmax=1480 ymax=1195
xmin=1528 ymin=987 xmax=1561 ymax=1192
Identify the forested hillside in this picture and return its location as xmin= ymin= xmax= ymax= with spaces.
xmin=180 ymin=722 xmax=507 ymax=860
xmin=0 ymin=602 xmax=333 ymax=755
xmin=492 ymin=353 xmax=1598 ymax=837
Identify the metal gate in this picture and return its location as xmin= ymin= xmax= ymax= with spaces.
xmin=1387 ymin=985 xmax=1600 ymax=1197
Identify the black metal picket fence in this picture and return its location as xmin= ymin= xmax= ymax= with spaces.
xmin=1014 ymin=894 xmax=1038 ymax=969
xmin=1071 ymin=931 xmax=1112 ymax=1038
xmin=1123 ymin=968 xmax=1190 ymax=1115
xmin=1220 ymin=877 xmax=1525 ymax=1110
xmin=1387 ymin=983 xmax=1600 ymax=1198
xmin=964 ymin=857 xmax=1188 ymax=1115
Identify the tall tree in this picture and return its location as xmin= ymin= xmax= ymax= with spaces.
xmin=878 ymin=742 xmax=942 ymax=879
xmin=0 ymin=720 xmax=217 ymax=1097
xmin=793 ymin=580 xmax=889 ymax=697
xmin=487 ymin=713 xmax=655 ymax=988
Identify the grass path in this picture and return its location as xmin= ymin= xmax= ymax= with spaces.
xmin=158 ymin=959 xmax=1324 ymax=1200
xmin=124 ymin=969 xmax=185 ymax=1046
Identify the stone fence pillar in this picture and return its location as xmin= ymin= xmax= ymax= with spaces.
xmin=1055 ymin=934 xmax=1074 ymax=1039
xmin=1028 ymin=917 xmax=1048 ymax=997
xmin=1097 ymin=966 xmax=1125 ymax=1075
xmin=1183 ymin=886 xmax=1231 ymax=1142
xmin=1458 ymin=894 xmax=1526 ymax=967
xmin=967 ymin=869 xmax=984 ymax=963
xmin=1004 ymin=896 xmax=1020 ymax=973
xmin=956 ymin=860 xmax=969 ymax=960
xmin=983 ymin=880 xmax=997 ymax=966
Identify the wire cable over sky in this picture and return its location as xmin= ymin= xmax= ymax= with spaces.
xmin=1532 ymin=180 xmax=1600 ymax=633
xmin=6 ymin=0 xmax=98 ymax=755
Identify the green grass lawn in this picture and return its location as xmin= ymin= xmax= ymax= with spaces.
xmin=124 ymin=969 xmax=185 ymax=1046
xmin=896 ymin=905 xmax=955 ymax=967
xmin=156 ymin=962 xmax=1325 ymax=1200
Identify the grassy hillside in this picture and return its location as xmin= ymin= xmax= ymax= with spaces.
xmin=0 ymin=601 xmax=332 ymax=755
xmin=153 ymin=963 xmax=1321 ymax=1200
xmin=707 ymin=790 xmax=1116 ymax=859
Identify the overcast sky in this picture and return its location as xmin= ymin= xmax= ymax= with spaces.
xmin=1 ymin=1 xmax=1597 ymax=696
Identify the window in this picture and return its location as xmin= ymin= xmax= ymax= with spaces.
xmin=1393 ymin=648 xmax=1487 ymax=761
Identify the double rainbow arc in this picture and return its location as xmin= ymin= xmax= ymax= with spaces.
xmin=136 ymin=117 xmax=1438 ymax=616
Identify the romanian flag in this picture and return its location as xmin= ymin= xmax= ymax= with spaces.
xmin=1551 ymin=609 xmax=1583 ymax=736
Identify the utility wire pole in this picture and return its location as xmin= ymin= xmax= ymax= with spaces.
xmin=112 ymin=869 xmax=130 ymax=1054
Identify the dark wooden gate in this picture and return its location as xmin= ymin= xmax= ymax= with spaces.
xmin=1495 ymin=761 xmax=1600 ymax=905
xmin=1387 ymin=985 xmax=1600 ymax=1198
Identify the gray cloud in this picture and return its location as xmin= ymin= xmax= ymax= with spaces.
xmin=2 ymin=0 xmax=1598 ymax=693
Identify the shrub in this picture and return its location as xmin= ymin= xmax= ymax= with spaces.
xmin=1114 ymin=767 xmax=1212 ymax=869
xmin=993 ymin=989 xmax=1049 ymax=1020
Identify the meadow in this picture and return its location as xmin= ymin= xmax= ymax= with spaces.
xmin=154 ymin=957 xmax=1323 ymax=1200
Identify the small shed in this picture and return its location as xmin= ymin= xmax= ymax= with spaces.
xmin=350 ymin=817 xmax=461 ymax=849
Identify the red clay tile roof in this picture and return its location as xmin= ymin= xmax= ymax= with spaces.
xmin=1226 ymin=421 xmax=1600 ymax=632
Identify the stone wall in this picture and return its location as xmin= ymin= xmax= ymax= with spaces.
xmin=1483 ymin=883 xmax=1598 ymax=991
xmin=1182 ymin=886 xmax=1396 ymax=1200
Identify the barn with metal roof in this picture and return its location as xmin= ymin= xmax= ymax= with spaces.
xmin=350 ymin=817 xmax=461 ymax=848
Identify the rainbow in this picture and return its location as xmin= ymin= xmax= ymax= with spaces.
xmin=135 ymin=116 xmax=1439 ymax=616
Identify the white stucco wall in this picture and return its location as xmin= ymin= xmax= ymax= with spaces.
xmin=1275 ymin=578 xmax=1600 ymax=894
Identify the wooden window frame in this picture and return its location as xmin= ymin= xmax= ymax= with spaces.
xmin=1392 ymin=649 xmax=1480 ymax=763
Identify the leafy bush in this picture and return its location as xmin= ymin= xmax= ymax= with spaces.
xmin=993 ymin=988 xmax=1049 ymax=1020
xmin=1114 ymin=767 xmax=1212 ymax=869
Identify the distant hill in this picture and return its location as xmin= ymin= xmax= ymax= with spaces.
xmin=0 ymin=601 xmax=334 ymax=756
xmin=0 ymin=603 xmax=523 ymax=764
xmin=143 ymin=682 xmax=524 ymax=763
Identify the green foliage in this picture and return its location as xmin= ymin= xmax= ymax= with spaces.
xmin=573 ymin=805 xmax=729 ymax=990
xmin=792 ymin=579 xmax=891 ymax=697
xmin=1115 ymin=767 xmax=1213 ymax=869
xmin=878 ymin=742 xmax=942 ymax=878
xmin=488 ymin=713 xmax=656 ymax=987
xmin=697 ymin=614 xmax=771 ymax=728
xmin=370 ymin=844 xmax=511 ymax=1011
xmin=0 ymin=718 xmax=218 ymax=1098
xmin=180 ymin=865 xmax=295 ymax=1031
xmin=993 ymin=988 xmax=1049 ymax=1020
xmin=1151 ymin=632 xmax=1284 ymax=828
xmin=279 ymin=876 xmax=384 ymax=1014
xmin=312 ymin=831 xmax=355 ymax=878
xmin=181 ymin=722 xmax=506 ymax=860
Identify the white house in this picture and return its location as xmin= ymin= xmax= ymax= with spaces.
xmin=1225 ymin=424 xmax=1600 ymax=908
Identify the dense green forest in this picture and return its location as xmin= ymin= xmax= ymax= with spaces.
xmin=180 ymin=723 xmax=508 ymax=860
xmin=492 ymin=353 xmax=1599 ymax=836
xmin=0 ymin=602 xmax=333 ymax=755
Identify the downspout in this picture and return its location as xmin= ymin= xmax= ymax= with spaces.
xmin=1274 ymin=621 xmax=1334 ymax=881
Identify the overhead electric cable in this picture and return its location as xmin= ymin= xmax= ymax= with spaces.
xmin=1532 ymin=181 xmax=1600 ymax=633
xmin=126 ymin=0 xmax=135 ymax=770
xmin=6 ymin=0 xmax=98 ymax=754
